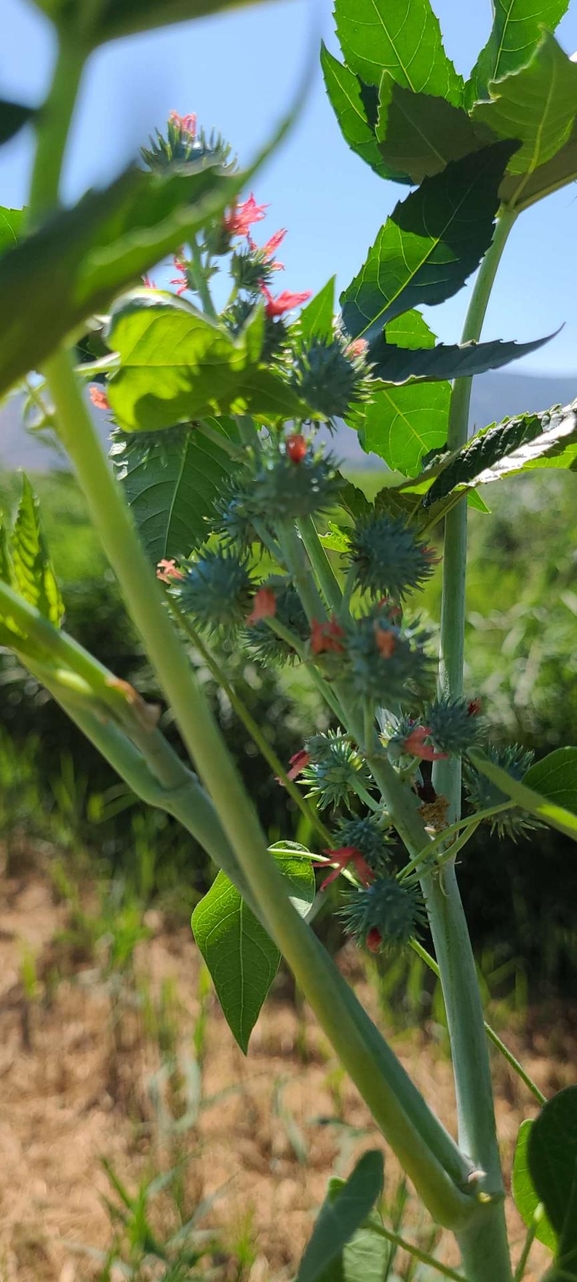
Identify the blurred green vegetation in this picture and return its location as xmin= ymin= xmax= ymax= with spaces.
xmin=1 ymin=466 xmax=576 ymax=995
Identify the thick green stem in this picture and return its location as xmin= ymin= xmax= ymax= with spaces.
xmin=297 ymin=517 xmax=343 ymax=615
xmin=28 ymin=37 xmax=86 ymax=223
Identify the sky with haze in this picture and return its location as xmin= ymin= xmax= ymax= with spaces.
xmin=2 ymin=0 xmax=577 ymax=375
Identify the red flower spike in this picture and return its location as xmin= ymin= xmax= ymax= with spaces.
xmin=261 ymin=284 xmax=312 ymax=318
xmin=366 ymin=927 xmax=383 ymax=954
xmin=374 ymin=625 xmax=396 ymax=658
xmin=89 ymin=385 xmax=110 ymax=411
xmin=246 ymin=586 xmax=277 ymax=625
xmin=224 ymin=193 xmax=268 ymax=238
xmin=310 ymin=616 xmax=346 ymax=656
xmin=142 ymin=273 xmax=156 ymax=288
xmin=156 ymin=558 xmax=185 ymax=584
xmin=276 ymin=748 xmax=310 ymax=786
xmin=403 ymin=725 xmax=448 ymax=762
xmin=286 ymin=433 xmax=308 ymax=464
xmin=170 ymin=255 xmax=189 ymax=296
xmin=169 ymin=111 xmax=197 ymax=137
xmin=467 ymin=698 xmax=483 ymax=717
xmin=314 ymin=845 xmax=374 ymax=891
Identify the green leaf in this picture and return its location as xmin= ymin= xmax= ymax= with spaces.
xmin=30 ymin=0 xmax=274 ymax=47
xmin=299 ymin=275 xmax=337 ymax=344
xmin=0 ymin=208 xmax=23 ymax=257
xmin=0 ymin=100 xmax=34 ymax=146
xmin=106 ymin=295 xmax=308 ymax=429
xmin=467 ymin=0 xmax=570 ymax=105
xmin=500 ymin=117 xmax=577 ymax=209
xmin=366 ymin=330 xmax=555 ymax=384
xmin=341 ymin=142 xmax=516 ymax=342
xmin=191 ymin=851 xmax=315 ymax=1053
xmin=513 ymin=1120 xmax=558 ymax=1252
xmin=472 ymin=33 xmax=577 ymax=205
xmin=334 ymin=0 xmax=463 ymax=102
xmin=376 ymin=80 xmax=495 ymax=185
xmin=524 ymin=749 xmax=577 ymax=816
xmin=321 ymin=47 xmax=410 ymax=181
xmin=351 ymin=380 xmax=450 ymax=475
xmin=528 ymin=1088 xmax=577 ymax=1251
xmin=111 ymin=423 xmax=236 ymax=563
xmin=468 ymin=750 xmax=577 ymax=843
xmin=11 ymin=476 xmax=64 ymax=626
xmin=0 ymin=160 xmax=239 ymax=400
xmin=296 ymin=1151 xmax=384 ymax=1282
xmin=422 ymin=399 xmax=577 ymax=505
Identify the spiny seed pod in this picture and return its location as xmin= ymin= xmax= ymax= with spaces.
xmin=302 ymin=731 xmax=373 ymax=811
xmin=111 ymin=424 xmax=192 ymax=473
xmin=340 ymin=877 xmax=426 ymax=951
xmin=289 ymin=337 xmax=370 ymax=419
xmin=249 ymin=442 xmax=343 ymax=522
xmin=424 ymin=696 xmax=485 ymax=755
xmin=230 ymin=248 xmax=278 ymax=291
xmin=336 ymin=815 xmax=393 ymax=875
xmin=346 ymin=610 xmax=434 ymax=704
xmin=348 ymin=515 xmax=437 ymax=601
xmin=180 ymin=550 xmax=254 ymax=632
xmin=141 ymin=119 xmax=231 ymax=174
xmin=212 ymin=479 xmax=262 ymax=551
xmin=245 ymin=578 xmax=308 ymax=665
xmin=463 ymin=744 xmax=540 ymax=841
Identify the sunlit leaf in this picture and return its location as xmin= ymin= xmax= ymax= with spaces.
xmin=341 ymin=142 xmax=516 ymax=342
xmin=296 ymin=1151 xmax=384 ymax=1282
xmin=351 ymin=381 xmax=451 ymax=476
xmin=321 ymin=47 xmax=410 ymax=181
xmin=467 ymin=0 xmax=570 ymax=105
xmin=512 ymin=1120 xmax=558 ymax=1252
xmin=472 ymin=33 xmax=577 ymax=206
xmin=524 ymin=748 xmax=577 ymax=816
xmin=334 ymin=0 xmax=463 ymax=102
xmin=528 ymin=1087 xmax=577 ymax=1256
xmin=299 ymin=275 xmax=337 ymax=343
xmin=191 ymin=849 xmax=315 ymax=1053
xmin=500 ymin=117 xmax=577 ymax=209
xmin=0 ymin=207 xmax=23 ymax=256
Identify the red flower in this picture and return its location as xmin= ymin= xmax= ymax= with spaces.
xmin=142 ymin=273 xmax=156 ymax=288
xmin=286 ymin=433 xmax=308 ymax=463
xmin=467 ymin=698 xmax=482 ymax=717
xmin=156 ymin=558 xmax=185 ymax=584
xmin=374 ymin=625 xmax=396 ymax=658
xmin=310 ymin=617 xmax=346 ymax=656
xmin=224 ymin=193 xmax=267 ymax=237
xmin=89 ymin=385 xmax=109 ymax=411
xmin=170 ymin=255 xmax=189 ymax=296
xmin=314 ymin=846 xmax=374 ymax=891
xmin=346 ymin=338 xmax=368 ymax=359
xmin=366 ymin=927 xmax=383 ymax=954
xmin=169 ymin=111 xmax=197 ymax=137
xmin=246 ymin=586 xmax=276 ymax=625
xmin=261 ymin=284 xmax=312 ymax=318
xmin=276 ymin=748 xmax=310 ymax=785
xmin=403 ymin=726 xmax=448 ymax=762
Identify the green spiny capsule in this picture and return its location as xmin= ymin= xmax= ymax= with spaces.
xmin=249 ymin=442 xmax=343 ymax=522
xmin=340 ymin=877 xmax=426 ymax=952
xmin=302 ymin=731 xmax=373 ymax=811
xmin=348 ymin=515 xmax=437 ymax=601
xmin=290 ymin=336 xmax=370 ymax=419
xmin=180 ymin=550 xmax=254 ymax=632
xmin=463 ymin=744 xmax=541 ymax=842
xmin=246 ymin=579 xmax=309 ymax=665
xmin=337 ymin=815 xmax=393 ymax=875
xmin=346 ymin=610 xmax=434 ymax=704
xmin=424 ymin=696 xmax=485 ymax=755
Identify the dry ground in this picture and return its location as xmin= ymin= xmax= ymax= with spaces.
xmin=0 ymin=869 xmax=574 ymax=1282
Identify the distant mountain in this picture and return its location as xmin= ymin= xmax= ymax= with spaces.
xmin=1 ymin=370 xmax=576 ymax=472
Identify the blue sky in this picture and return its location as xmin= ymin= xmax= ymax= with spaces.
xmin=2 ymin=0 xmax=577 ymax=374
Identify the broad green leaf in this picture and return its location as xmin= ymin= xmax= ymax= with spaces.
xmin=472 ymin=33 xmax=577 ymax=207
xmin=30 ymin=0 xmax=274 ymax=48
xmin=0 ymin=208 xmax=23 ymax=257
xmin=468 ymin=750 xmax=577 ymax=843
xmin=11 ymin=476 xmax=64 ymax=626
xmin=351 ymin=380 xmax=451 ymax=475
xmin=111 ymin=423 xmax=236 ymax=563
xmin=467 ymin=0 xmax=570 ymax=105
xmin=383 ymin=310 xmax=437 ymax=350
xmin=341 ymin=142 xmax=516 ymax=341
xmin=299 ymin=275 xmax=337 ymax=344
xmin=191 ymin=851 xmax=315 ymax=1053
xmin=500 ymin=117 xmax=577 ymax=209
xmin=321 ymin=47 xmax=410 ymax=181
xmin=513 ymin=1120 xmax=558 ymax=1251
xmin=0 ymin=160 xmax=239 ymax=400
xmin=524 ymin=748 xmax=577 ymax=815
xmin=528 ymin=1087 xmax=577 ymax=1251
xmin=421 ymin=400 xmax=577 ymax=505
xmin=296 ymin=1151 xmax=384 ymax=1282
xmin=366 ymin=330 xmax=555 ymax=384
xmin=376 ymin=80 xmax=495 ymax=184
xmin=0 ymin=100 xmax=34 ymax=146
xmin=334 ymin=0 xmax=463 ymax=102
xmin=106 ymin=295 xmax=309 ymax=430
